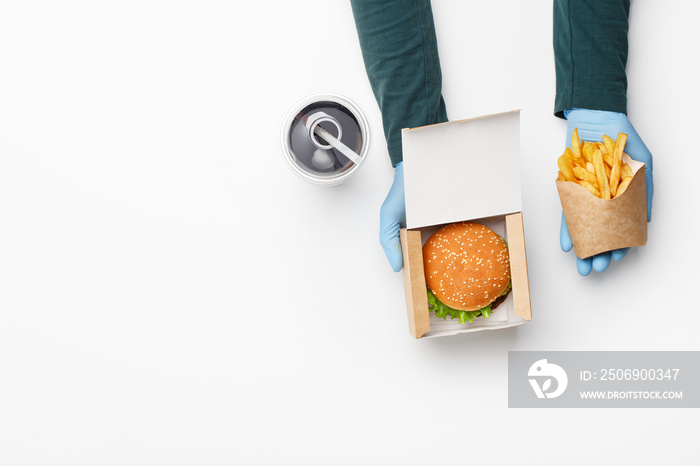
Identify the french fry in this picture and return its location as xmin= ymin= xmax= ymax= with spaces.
xmin=613 ymin=132 xmax=628 ymax=158
xmin=573 ymin=166 xmax=598 ymax=186
xmin=581 ymin=142 xmax=595 ymax=163
xmin=602 ymin=134 xmax=615 ymax=158
xmin=558 ymin=154 xmax=576 ymax=182
xmin=609 ymin=167 xmax=619 ymax=197
xmin=592 ymin=149 xmax=611 ymax=199
xmin=578 ymin=180 xmax=601 ymax=197
xmin=572 ymin=128 xmax=582 ymax=160
xmin=557 ymin=170 xmax=566 ymax=182
xmin=563 ymin=147 xmax=575 ymax=167
xmin=615 ymin=177 xmax=632 ymax=197
xmin=585 ymin=146 xmax=611 ymax=180
xmin=621 ymin=163 xmax=633 ymax=179
xmin=609 ymin=133 xmax=627 ymax=197
xmin=597 ymin=142 xmax=614 ymax=167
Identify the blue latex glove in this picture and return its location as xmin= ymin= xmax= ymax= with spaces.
xmin=379 ymin=162 xmax=406 ymax=272
xmin=562 ymin=108 xmax=654 ymax=276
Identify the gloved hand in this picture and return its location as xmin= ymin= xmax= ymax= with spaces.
xmin=379 ymin=161 xmax=406 ymax=272
xmin=561 ymin=108 xmax=654 ymax=276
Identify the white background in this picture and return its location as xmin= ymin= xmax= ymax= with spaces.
xmin=1 ymin=1 xmax=699 ymax=464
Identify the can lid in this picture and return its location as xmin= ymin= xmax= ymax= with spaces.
xmin=280 ymin=92 xmax=370 ymax=186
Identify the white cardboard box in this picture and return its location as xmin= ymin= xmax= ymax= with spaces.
xmin=399 ymin=110 xmax=532 ymax=339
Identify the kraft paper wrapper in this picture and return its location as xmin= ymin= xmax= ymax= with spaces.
xmin=556 ymin=154 xmax=647 ymax=259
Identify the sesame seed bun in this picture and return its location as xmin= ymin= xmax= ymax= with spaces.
xmin=423 ymin=222 xmax=511 ymax=312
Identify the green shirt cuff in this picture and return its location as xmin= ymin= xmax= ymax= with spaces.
xmin=555 ymin=88 xmax=627 ymax=119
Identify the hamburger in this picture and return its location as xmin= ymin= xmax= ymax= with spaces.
xmin=423 ymin=222 xmax=512 ymax=324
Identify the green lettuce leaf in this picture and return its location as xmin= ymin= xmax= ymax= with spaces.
xmin=500 ymin=279 xmax=512 ymax=297
xmin=426 ymin=279 xmax=511 ymax=324
xmin=427 ymin=288 xmax=483 ymax=324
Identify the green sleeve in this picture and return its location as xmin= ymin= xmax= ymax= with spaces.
xmin=350 ymin=0 xmax=448 ymax=166
xmin=553 ymin=0 xmax=630 ymax=119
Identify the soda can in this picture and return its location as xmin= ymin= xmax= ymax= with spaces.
xmin=279 ymin=91 xmax=371 ymax=185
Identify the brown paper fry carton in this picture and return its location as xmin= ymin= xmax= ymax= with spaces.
xmin=556 ymin=154 xmax=647 ymax=259
xmin=398 ymin=111 xmax=532 ymax=339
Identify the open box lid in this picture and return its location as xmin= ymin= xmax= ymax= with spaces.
xmin=402 ymin=110 xmax=522 ymax=229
